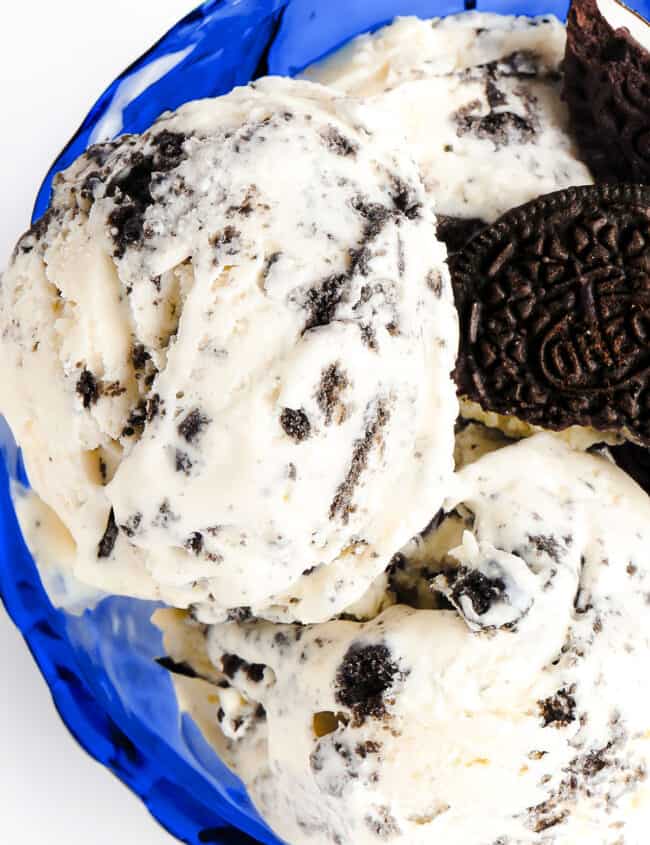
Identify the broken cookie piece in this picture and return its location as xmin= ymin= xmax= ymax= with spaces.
xmin=434 ymin=533 xmax=537 ymax=632
xmin=565 ymin=0 xmax=650 ymax=183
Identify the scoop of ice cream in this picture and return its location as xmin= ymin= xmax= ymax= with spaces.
xmin=304 ymin=12 xmax=593 ymax=224
xmin=163 ymin=434 xmax=650 ymax=844
xmin=0 ymin=76 xmax=457 ymax=622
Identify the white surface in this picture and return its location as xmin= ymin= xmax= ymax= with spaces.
xmin=0 ymin=2 xmax=196 ymax=842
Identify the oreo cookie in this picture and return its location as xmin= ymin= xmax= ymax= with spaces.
xmin=436 ymin=216 xmax=486 ymax=255
xmin=564 ymin=0 xmax=650 ymax=183
xmin=451 ymin=184 xmax=650 ymax=443
xmin=609 ymin=440 xmax=650 ymax=492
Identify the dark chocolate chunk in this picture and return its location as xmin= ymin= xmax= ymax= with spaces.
xmin=348 ymin=198 xmax=394 ymax=277
xmin=390 ymin=176 xmax=422 ymax=220
xmin=317 ymin=363 xmax=349 ymax=425
xmin=146 ymin=393 xmax=162 ymax=422
xmin=352 ymin=197 xmax=392 ymax=238
xmin=436 ymin=215 xmax=486 ymax=254
xmin=539 ymin=688 xmax=577 ymax=727
xmin=212 ymin=225 xmax=240 ymax=255
xmin=76 ymin=369 xmax=99 ymax=408
xmin=221 ymin=653 xmax=245 ymax=678
xmin=101 ymin=381 xmax=126 ymax=398
xmin=175 ymin=449 xmax=193 ymax=475
xmin=527 ymin=737 xmax=628 ymax=833
xmin=486 ymin=79 xmax=507 ymax=108
xmin=122 ymin=401 xmax=147 ymax=438
xmin=108 ymin=204 xmax=145 ymax=256
xmin=356 ymin=740 xmax=381 ymax=757
xmin=185 ymin=531 xmax=204 ymax=555
xmin=178 ymin=408 xmax=211 ymax=443
xmin=155 ymin=656 xmax=200 ymax=679
xmin=245 ymin=662 xmax=266 ymax=683
xmin=107 ymin=131 xmax=188 ymax=256
xmin=97 ymin=508 xmax=119 ymax=558
xmin=335 ymin=642 xmax=401 ymax=725
xmin=454 ymin=100 xmax=536 ymax=146
xmin=330 ymin=400 xmax=390 ymax=524
xmin=304 ymin=273 xmax=348 ymax=330
xmin=609 ymin=440 xmax=650 ymax=493
xmin=226 ymin=607 xmax=252 ymax=623
xmin=131 ymin=343 xmax=150 ymax=370
xmin=564 ymin=0 xmax=650 ymax=183
xmin=528 ymin=534 xmax=563 ymax=563
xmin=221 ymin=652 xmax=266 ymax=683
xmin=446 ymin=566 xmax=507 ymax=617
xmin=321 ymin=125 xmax=359 ymax=157
xmin=451 ymin=184 xmax=650 ymax=443
xmin=301 ymin=195 xmax=398 ymax=330
xmin=280 ymin=408 xmax=311 ymax=442
xmin=152 ymin=130 xmax=188 ymax=170
xmin=80 ymin=171 xmax=103 ymax=202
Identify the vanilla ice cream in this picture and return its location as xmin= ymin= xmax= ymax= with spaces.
xmin=0 ymin=76 xmax=458 ymax=622
xmin=304 ymin=13 xmax=593 ymax=225
xmin=160 ymin=434 xmax=650 ymax=845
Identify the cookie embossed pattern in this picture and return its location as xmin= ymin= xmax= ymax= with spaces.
xmin=452 ymin=184 xmax=650 ymax=441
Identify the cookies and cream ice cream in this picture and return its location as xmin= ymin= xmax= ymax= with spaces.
xmin=0 ymin=77 xmax=458 ymax=622
xmin=5 ymin=3 xmax=650 ymax=845
xmin=148 ymin=9 xmax=650 ymax=845
xmin=158 ymin=434 xmax=650 ymax=845
xmin=304 ymin=13 xmax=593 ymax=225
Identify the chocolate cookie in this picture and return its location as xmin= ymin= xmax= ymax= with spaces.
xmin=451 ymin=184 xmax=650 ymax=442
xmin=436 ymin=215 xmax=486 ymax=254
xmin=609 ymin=440 xmax=650 ymax=492
xmin=564 ymin=0 xmax=650 ymax=183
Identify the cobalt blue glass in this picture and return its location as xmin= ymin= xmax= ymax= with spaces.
xmin=3 ymin=0 xmax=650 ymax=842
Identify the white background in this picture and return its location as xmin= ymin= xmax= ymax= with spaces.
xmin=0 ymin=2 xmax=197 ymax=841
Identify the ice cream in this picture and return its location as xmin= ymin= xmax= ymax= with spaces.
xmin=5 ymin=3 xmax=650 ymax=844
xmin=158 ymin=434 xmax=650 ymax=845
xmin=0 ymin=76 xmax=458 ymax=622
xmin=304 ymin=13 xmax=593 ymax=226
xmin=150 ymin=21 xmax=650 ymax=843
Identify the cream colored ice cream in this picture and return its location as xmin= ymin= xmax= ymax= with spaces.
xmin=159 ymin=434 xmax=650 ymax=845
xmin=304 ymin=12 xmax=593 ymax=224
xmin=0 ymin=76 xmax=458 ymax=623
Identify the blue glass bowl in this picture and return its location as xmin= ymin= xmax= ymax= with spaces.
xmin=3 ymin=0 xmax=650 ymax=842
